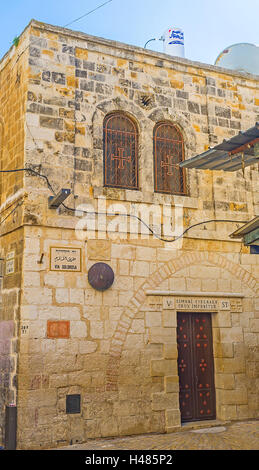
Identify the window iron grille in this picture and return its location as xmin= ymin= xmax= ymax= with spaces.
xmin=154 ymin=122 xmax=186 ymax=195
xmin=103 ymin=113 xmax=139 ymax=190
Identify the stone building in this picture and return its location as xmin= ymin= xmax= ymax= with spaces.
xmin=0 ymin=19 xmax=258 ymax=449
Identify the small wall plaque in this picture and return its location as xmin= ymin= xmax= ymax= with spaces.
xmin=6 ymin=251 xmax=15 ymax=261
xmin=50 ymin=247 xmax=81 ymax=272
xmin=21 ymin=324 xmax=29 ymax=336
xmin=6 ymin=259 xmax=15 ymax=275
xmin=88 ymin=262 xmax=114 ymax=291
xmin=6 ymin=251 xmax=15 ymax=275
xmin=66 ymin=394 xmax=81 ymax=414
xmin=47 ymin=321 xmax=70 ymax=339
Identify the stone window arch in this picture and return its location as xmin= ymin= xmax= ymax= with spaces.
xmin=103 ymin=112 xmax=139 ymax=190
xmin=153 ymin=121 xmax=186 ymax=195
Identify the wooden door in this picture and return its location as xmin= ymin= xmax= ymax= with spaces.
xmin=177 ymin=312 xmax=216 ymax=423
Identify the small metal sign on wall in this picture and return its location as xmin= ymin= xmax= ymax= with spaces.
xmin=66 ymin=394 xmax=81 ymax=414
xmin=88 ymin=262 xmax=114 ymax=291
xmin=50 ymin=247 xmax=82 ymax=272
xmin=6 ymin=251 xmax=15 ymax=275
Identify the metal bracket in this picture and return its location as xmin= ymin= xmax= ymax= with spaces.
xmin=48 ymin=189 xmax=71 ymax=209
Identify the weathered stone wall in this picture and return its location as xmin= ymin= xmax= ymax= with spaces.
xmin=0 ymin=227 xmax=24 ymax=443
xmin=23 ymin=21 xmax=258 ymax=230
xmin=17 ymin=227 xmax=258 ymax=449
xmin=18 ymin=20 xmax=259 ymax=449
xmin=0 ymin=20 xmax=258 ymax=449
xmin=0 ymin=30 xmax=28 ymax=203
xmin=0 ymin=29 xmax=28 ymax=443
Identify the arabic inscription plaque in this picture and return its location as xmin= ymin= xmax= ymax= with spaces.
xmin=50 ymin=247 xmax=82 ymax=272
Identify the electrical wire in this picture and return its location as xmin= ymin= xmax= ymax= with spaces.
xmin=0 ymin=201 xmax=23 ymax=226
xmin=0 ymin=167 xmax=56 ymax=194
xmin=62 ymin=204 xmax=248 ymax=243
xmin=0 ymin=197 xmax=25 ymax=217
xmin=63 ymin=0 xmax=113 ymax=28
xmin=0 ymin=167 xmax=248 ymax=241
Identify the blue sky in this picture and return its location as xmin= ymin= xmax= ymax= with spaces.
xmin=1 ymin=0 xmax=258 ymax=65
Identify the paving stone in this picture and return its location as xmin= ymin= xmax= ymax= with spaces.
xmin=55 ymin=420 xmax=259 ymax=451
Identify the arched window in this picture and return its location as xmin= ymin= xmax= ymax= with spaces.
xmin=154 ymin=122 xmax=186 ymax=195
xmin=103 ymin=112 xmax=139 ymax=190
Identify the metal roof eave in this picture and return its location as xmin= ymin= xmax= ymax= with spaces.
xmin=179 ymin=150 xmax=259 ymax=171
xmin=243 ymin=228 xmax=259 ymax=245
xmin=230 ymin=216 xmax=259 ymax=238
xmin=180 ymin=123 xmax=259 ymax=171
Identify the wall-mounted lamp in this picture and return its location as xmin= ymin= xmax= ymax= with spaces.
xmin=48 ymin=189 xmax=71 ymax=209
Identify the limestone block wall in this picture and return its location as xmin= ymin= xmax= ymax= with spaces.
xmin=0 ymin=29 xmax=28 ymax=203
xmin=0 ymin=228 xmax=23 ymax=443
xmin=16 ymin=225 xmax=258 ymax=449
xmin=0 ymin=19 xmax=258 ymax=449
xmin=23 ymin=20 xmax=258 ymax=234
xmin=0 ymin=28 xmax=29 ymax=443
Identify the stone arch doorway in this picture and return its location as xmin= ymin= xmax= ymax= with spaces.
xmin=105 ymin=250 xmax=258 ymax=393
xmin=104 ymin=249 xmax=258 ymax=430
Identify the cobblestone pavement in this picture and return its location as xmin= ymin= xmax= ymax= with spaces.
xmin=57 ymin=420 xmax=258 ymax=451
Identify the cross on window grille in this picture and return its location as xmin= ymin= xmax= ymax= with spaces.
xmin=161 ymin=155 xmax=178 ymax=176
xmin=111 ymin=147 xmax=131 ymax=170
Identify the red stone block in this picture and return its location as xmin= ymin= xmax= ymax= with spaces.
xmin=47 ymin=321 xmax=70 ymax=339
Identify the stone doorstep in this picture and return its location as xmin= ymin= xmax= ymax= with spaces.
xmin=166 ymin=419 xmax=230 ymax=434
